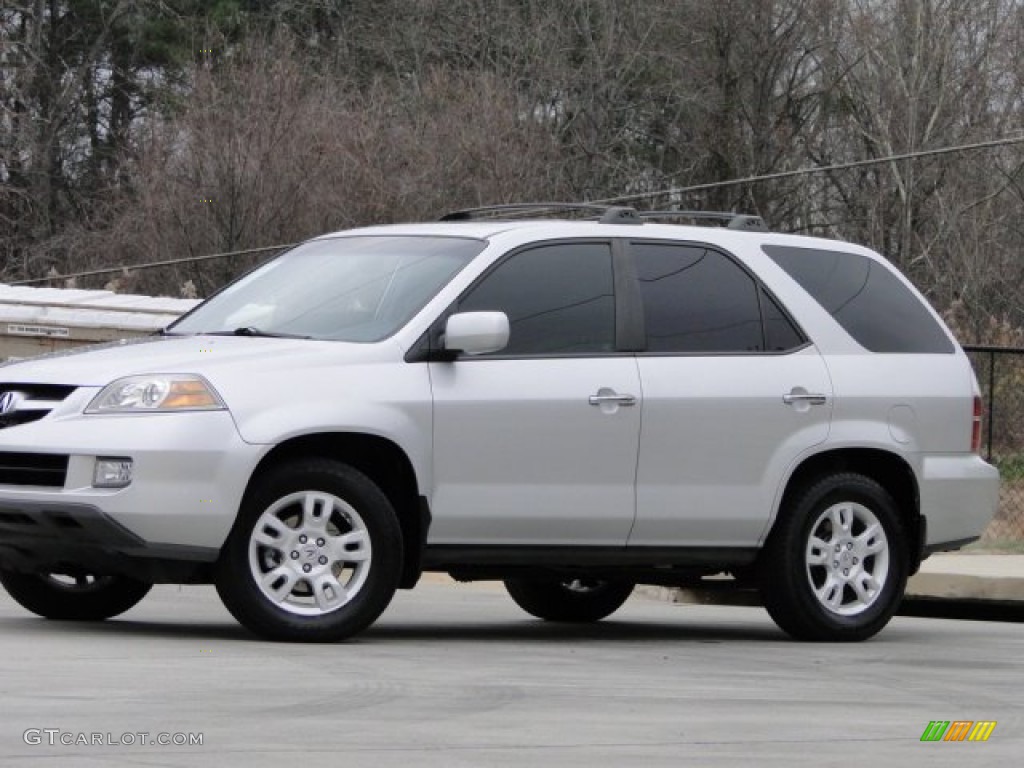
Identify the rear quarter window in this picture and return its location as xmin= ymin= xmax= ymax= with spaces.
xmin=763 ymin=245 xmax=954 ymax=354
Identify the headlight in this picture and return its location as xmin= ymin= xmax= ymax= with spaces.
xmin=86 ymin=375 xmax=226 ymax=413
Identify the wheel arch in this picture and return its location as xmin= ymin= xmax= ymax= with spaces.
xmin=242 ymin=432 xmax=429 ymax=588
xmin=771 ymin=448 xmax=923 ymax=572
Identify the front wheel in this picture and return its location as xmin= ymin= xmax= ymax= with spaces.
xmin=0 ymin=571 xmax=151 ymax=620
xmin=216 ymin=460 xmax=402 ymax=642
xmin=759 ymin=472 xmax=909 ymax=642
xmin=504 ymin=578 xmax=634 ymax=623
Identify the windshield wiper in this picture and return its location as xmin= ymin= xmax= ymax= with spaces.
xmin=207 ymin=327 xmax=312 ymax=339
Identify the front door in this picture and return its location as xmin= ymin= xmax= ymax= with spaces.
xmin=428 ymin=241 xmax=641 ymax=546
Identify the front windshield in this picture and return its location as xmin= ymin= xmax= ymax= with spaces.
xmin=169 ymin=235 xmax=484 ymax=342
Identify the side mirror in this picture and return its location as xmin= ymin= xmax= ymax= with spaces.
xmin=443 ymin=312 xmax=510 ymax=356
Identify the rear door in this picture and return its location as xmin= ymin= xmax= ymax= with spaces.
xmin=626 ymin=241 xmax=833 ymax=548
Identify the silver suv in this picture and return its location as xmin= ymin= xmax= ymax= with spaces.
xmin=0 ymin=205 xmax=1000 ymax=642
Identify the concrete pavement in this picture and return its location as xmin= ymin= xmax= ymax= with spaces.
xmin=2 ymin=580 xmax=1023 ymax=767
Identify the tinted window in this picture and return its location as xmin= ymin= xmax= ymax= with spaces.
xmin=763 ymin=245 xmax=954 ymax=353
xmin=761 ymin=288 xmax=805 ymax=351
xmin=633 ymin=243 xmax=763 ymax=352
xmin=458 ymin=242 xmax=615 ymax=355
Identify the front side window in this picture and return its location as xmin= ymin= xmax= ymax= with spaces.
xmin=633 ymin=242 xmax=782 ymax=353
xmin=457 ymin=242 xmax=615 ymax=355
xmin=170 ymin=236 xmax=483 ymax=342
xmin=764 ymin=245 xmax=954 ymax=353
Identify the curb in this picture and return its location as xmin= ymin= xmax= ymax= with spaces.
xmin=905 ymin=573 xmax=1024 ymax=602
xmin=635 ymin=559 xmax=1024 ymax=618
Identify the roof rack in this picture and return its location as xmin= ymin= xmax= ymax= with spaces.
xmin=439 ymin=202 xmax=639 ymax=224
xmin=439 ymin=203 xmax=766 ymax=230
xmin=637 ymin=210 xmax=768 ymax=231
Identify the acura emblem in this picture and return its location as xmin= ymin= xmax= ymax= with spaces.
xmin=0 ymin=391 xmax=23 ymax=416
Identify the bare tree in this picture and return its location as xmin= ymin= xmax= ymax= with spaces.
xmin=5 ymin=0 xmax=1024 ymax=344
xmin=67 ymin=33 xmax=572 ymax=295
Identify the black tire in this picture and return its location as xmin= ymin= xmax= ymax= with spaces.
xmin=216 ymin=459 xmax=402 ymax=642
xmin=504 ymin=578 xmax=634 ymax=623
xmin=758 ymin=472 xmax=909 ymax=642
xmin=0 ymin=571 xmax=151 ymax=621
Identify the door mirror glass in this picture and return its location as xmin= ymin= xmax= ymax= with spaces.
xmin=444 ymin=312 xmax=510 ymax=356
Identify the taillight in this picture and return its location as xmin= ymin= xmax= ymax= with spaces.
xmin=971 ymin=395 xmax=983 ymax=454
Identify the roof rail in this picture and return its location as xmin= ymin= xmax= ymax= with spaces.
xmin=439 ymin=203 xmax=766 ymax=230
xmin=440 ymin=202 xmax=629 ymax=221
xmin=638 ymin=210 xmax=768 ymax=231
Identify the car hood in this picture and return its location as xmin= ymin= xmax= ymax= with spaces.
xmin=0 ymin=334 xmax=397 ymax=387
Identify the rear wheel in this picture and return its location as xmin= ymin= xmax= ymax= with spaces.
xmin=504 ymin=578 xmax=634 ymax=623
xmin=759 ymin=472 xmax=908 ymax=641
xmin=0 ymin=571 xmax=151 ymax=620
xmin=216 ymin=460 xmax=402 ymax=642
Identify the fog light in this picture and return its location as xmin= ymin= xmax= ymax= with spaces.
xmin=93 ymin=457 xmax=133 ymax=488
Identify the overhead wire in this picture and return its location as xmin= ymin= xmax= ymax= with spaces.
xmin=592 ymin=134 xmax=1024 ymax=206
xmin=9 ymin=134 xmax=1024 ymax=287
xmin=9 ymin=244 xmax=296 ymax=286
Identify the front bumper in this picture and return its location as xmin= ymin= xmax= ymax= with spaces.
xmin=0 ymin=501 xmax=218 ymax=582
xmin=0 ymin=407 xmax=265 ymax=575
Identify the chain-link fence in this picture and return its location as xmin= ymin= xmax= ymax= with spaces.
xmin=965 ymin=345 xmax=1024 ymax=543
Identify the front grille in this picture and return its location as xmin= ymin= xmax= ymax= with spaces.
xmin=0 ymin=453 xmax=69 ymax=487
xmin=0 ymin=412 xmax=48 ymax=429
xmin=0 ymin=384 xmax=75 ymax=400
xmin=0 ymin=383 xmax=76 ymax=430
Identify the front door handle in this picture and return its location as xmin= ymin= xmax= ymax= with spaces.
xmin=782 ymin=392 xmax=827 ymax=406
xmin=589 ymin=392 xmax=637 ymax=407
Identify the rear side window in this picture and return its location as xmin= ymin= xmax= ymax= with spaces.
xmin=457 ymin=242 xmax=615 ymax=355
xmin=761 ymin=288 xmax=804 ymax=351
xmin=632 ymin=242 xmax=804 ymax=353
xmin=764 ymin=245 xmax=954 ymax=354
